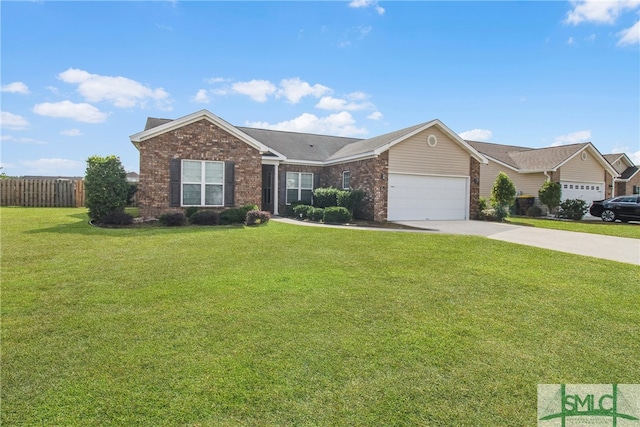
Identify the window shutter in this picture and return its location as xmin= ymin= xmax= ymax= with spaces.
xmin=169 ymin=159 xmax=181 ymax=207
xmin=314 ymin=172 xmax=320 ymax=189
xmin=224 ymin=161 xmax=235 ymax=206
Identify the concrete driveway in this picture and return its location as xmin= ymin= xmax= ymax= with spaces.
xmin=394 ymin=220 xmax=640 ymax=265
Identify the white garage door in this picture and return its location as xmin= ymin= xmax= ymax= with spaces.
xmin=388 ymin=174 xmax=468 ymax=220
xmin=560 ymin=181 xmax=605 ymax=208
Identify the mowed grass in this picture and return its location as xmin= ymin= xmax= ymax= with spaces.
xmin=507 ymin=216 xmax=640 ymax=239
xmin=2 ymin=208 xmax=639 ymax=426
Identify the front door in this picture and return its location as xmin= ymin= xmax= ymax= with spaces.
xmin=261 ymin=165 xmax=275 ymax=213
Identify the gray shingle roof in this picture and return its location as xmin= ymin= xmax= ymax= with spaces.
xmin=144 ymin=117 xmax=172 ymax=131
xmin=467 ymin=140 xmax=591 ymax=171
xmin=466 ymin=140 xmax=532 ymax=168
xmin=621 ymin=166 xmax=639 ymax=180
xmin=237 ymin=127 xmax=361 ymax=162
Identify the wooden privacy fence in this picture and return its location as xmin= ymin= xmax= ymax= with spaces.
xmin=0 ymin=179 xmax=85 ymax=207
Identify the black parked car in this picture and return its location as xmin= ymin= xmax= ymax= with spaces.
xmin=589 ymin=195 xmax=640 ymax=222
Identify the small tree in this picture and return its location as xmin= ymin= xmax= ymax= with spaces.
xmin=491 ymin=172 xmax=516 ymax=217
xmin=85 ymin=155 xmax=129 ymax=221
xmin=0 ymin=167 xmax=9 ymax=179
xmin=538 ymin=181 xmax=561 ymax=215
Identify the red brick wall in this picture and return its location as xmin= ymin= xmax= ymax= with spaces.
xmin=277 ymin=164 xmax=324 ymax=215
xmin=138 ymin=119 xmax=262 ymax=217
xmin=469 ymin=158 xmax=481 ymax=219
xmin=323 ymin=153 xmax=389 ymax=222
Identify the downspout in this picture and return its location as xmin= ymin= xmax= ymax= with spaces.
xmin=543 ymin=171 xmax=551 ymax=182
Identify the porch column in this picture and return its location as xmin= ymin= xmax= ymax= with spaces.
xmin=273 ymin=163 xmax=279 ymax=215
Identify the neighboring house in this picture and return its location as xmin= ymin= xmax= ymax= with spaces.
xmin=129 ymin=110 xmax=488 ymax=221
xmin=604 ymin=153 xmax=640 ymax=196
xmin=466 ymin=140 xmax=619 ymax=210
xmin=126 ymin=172 xmax=140 ymax=183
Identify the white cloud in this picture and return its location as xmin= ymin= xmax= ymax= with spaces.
xmin=205 ymin=77 xmax=228 ymax=84
xmin=315 ymin=95 xmax=374 ymax=111
xmin=60 ymin=129 xmax=82 ymax=136
xmin=277 ymin=78 xmax=331 ymax=104
xmin=231 ymin=79 xmax=277 ymax=102
xmin=617 ymin=20 xmax=640 ymax=45
xmin=58 ymin=68 xmax=171 ymax=109
xmin=1 ymin=135 xmax=47 ymax=144
xmin=348 ymin=0 xmax=385 ymax=15
xmin=628 ymin=150 xmax=640 ymax=164
xmin=1 ymin=82 xmax=30 ymax=94
xmin=567 ymin=36 xmax=576 ymax=45
xmin=551 ymin=130 xmax=591 ymax=146
xmin=246 ymin=111 xmax=368 ymax=137
xmin=33 ymin=100 xmax=109 ymax=123
xmin=191 ymin=89 xmax=210 ymax=104
xmin=0 ymin=112 xmax=30 ymax=130
xmin=20 ymin=158 xmax=84 ymax=175
xmin=565 ymin=0 xmax=640 ymax=25
xmin=367 ymin=111 xmax=383 ymax=120
xmin=459 ymin=129 xmax=493 ymax=141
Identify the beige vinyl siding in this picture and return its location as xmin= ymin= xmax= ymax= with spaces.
xmin=389 ymin=128 xmax=470 ymax=176
xmin=478 ymin=161 xmax=546 ymax=198
xmin=560 ymin=151 xmax=605 ymax=182
xmin=612 ymin=159 xmax=628 ymax=174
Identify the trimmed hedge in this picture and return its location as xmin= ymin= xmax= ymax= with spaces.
xmin=323 ymin=206 xmax=352 ymax=224
xmin=99 ymin=210 xmax=134 ymax=226
xmin=159 ymin=212 xmax=187 ymax=226
xmin=220 ymin=205 xmax=259 ymax=225
xmin=189 ymin=210 xmax=219 ymax=225
xmin=293 ymin=204 xmax=313 ymax=220
xmin=557 ymin=199 xmax=588 ymax=220
xmin=245 ymin=210 xmax=270 ymax=226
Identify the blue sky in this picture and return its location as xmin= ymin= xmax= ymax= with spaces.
xmin=1 ymin=0 xmax=639 ymax=177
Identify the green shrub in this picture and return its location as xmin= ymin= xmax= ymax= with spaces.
xmin=219 ymin=205 xmax=258 ymax=225
xmin=526 ymin=205 xmax=544 ymax=217
xmin=538 ymin=181 xmax=562 ymax=214
xmin=557 ymin=199 xmax=588 ymax=220
xmin=491 ymin=172 xmax=516 ymax=212
xmin=245 ymin=210 xmax=270 ymax=226
xmin=293 ymin=204 xmax=313 ymax=220
xmin=184 ymin=206 xmax=200 ymax=219
xmin=189 ymin=210 xmax=219 ymax=225
xmin=337 ymin=189 xmax=365 ymax=215
xmin=313 ymin=187 xmax=341 ymax=208
xmin=159 ymin=212 xmax=187 ymax=226
xmin=479 ymin=205 xmax=508 ymax=222
xmin=285 ymin=201 xmax=305 ymax=217
xmin=98 ymin=210 xmax=134 ymax=226
xmin=84 ymin=155 xmax=129 ymax=221
xmin=323 ymin=206 xmax=352 ymax=224
xmin=309 ymin=207 xmax=325 ymax=222
xmin=478 ymin=197 xmax=489 ymax=212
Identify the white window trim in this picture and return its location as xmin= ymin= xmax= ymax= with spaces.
xmin=286 ymin=172 xmax=314 ymax=204
xmin=181 ymin=160 xmax=225 ymax=207
xmin=342 ymin=171 xmax=351 ymax=190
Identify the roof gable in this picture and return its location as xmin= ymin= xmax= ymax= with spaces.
xmin=130 ymin=110 xmax=279 ymax=156
xmin=327 ymin=120 xmax=487 ymax=164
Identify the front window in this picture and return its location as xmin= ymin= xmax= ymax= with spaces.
xmin=286 ymin=172 xmax=313 ymax=204
xmin=342 ymin=171 xmax=351 ymax=190
xmin=182 ymin=160 xmax=224 ymax=206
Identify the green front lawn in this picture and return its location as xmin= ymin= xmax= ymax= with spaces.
xmin=2 ymin=208 xmax=639 ymax=426
xmin=508 ymin=216 xmax=640 ymax=239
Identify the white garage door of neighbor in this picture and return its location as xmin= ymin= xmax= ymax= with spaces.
xmin=388 ymin=174 xmax=468 ymax=221
xmin=560 ymin=181 xmax=605 ymax=208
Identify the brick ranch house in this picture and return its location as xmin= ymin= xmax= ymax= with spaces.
xmin=130 ymin=110 xmax=488 ymax=221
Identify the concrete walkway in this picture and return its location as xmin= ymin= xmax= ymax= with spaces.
xmin=273 ymin=218 xmax=640 ymax=265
